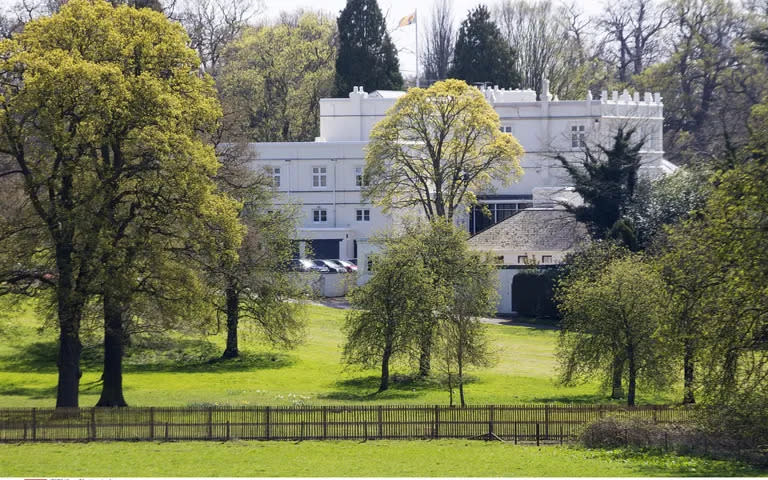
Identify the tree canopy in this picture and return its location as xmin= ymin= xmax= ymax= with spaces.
xmin=0 ymin=0 xmax=243 ymax=407
xmin=364 ymin=79 xmax=523 ymax=220
xmin=334 ymin=0 xmax=403 ymax=95
xmin=449 ymin=5 xmax=519 ymax=88
xmin=219 ymin=13 xmax=336 ymax=142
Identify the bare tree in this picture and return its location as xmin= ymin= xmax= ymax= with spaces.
xmin=421 ymin=0 xmax=455 ymax=85
xmin=175 ymin=0 xmax=261 ymax=75
xmin=598 ymin=0 xmax=672 ymax=83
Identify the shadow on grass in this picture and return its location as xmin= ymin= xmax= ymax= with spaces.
xmin=319 ymin=373 xmax=478 ymax=402
xmin=0 ymin=339 xmax=297 ymax=374
xmin=0 ymin=382 xmax=57 ymax=399
xmin=594 ymin=447 xmax=766 ymax=477
xmin=529 ymin=393 xmax=620 ymax=404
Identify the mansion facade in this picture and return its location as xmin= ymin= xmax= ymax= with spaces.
xmin=248 ymin=82 xmax=674 ymax=290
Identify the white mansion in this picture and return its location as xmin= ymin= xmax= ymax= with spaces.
xmin=248 ymin=82 xmax=674 ymax=310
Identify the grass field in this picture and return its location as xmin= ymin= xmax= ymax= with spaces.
xmin=0 ymin=301 xmax=677 ymax=407
xmin=0 ymin=441 xmax=764 ymax=477
xmin=1 ymin=300 xmax=764 ymax=477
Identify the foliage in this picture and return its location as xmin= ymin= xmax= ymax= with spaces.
xmin=343 ymin=248 xmax=434 ymax=392
xmin=219 ymin=13 xmax=336 ymax=142
xmin=626 ymin=167 xmax=711 ymax=249
xmin=0 ymin=0 xmax=243 ymax=406
xmin=449 ymin=5 xmax=519 ymax=88
xmin=556 ymin=254 xmax=673 ymax=406
xmin=333 ymin=0 xmax=402 ymax=95
xmin=556 ymin=127 xmax=643 ymax=247
xmin=511 ymin=270 xmax=560 ymax=319
xmin=364 ymin=79 xmax=524 ymax=220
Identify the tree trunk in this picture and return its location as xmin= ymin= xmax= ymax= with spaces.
xmin=418 ymin=337 xmax=432 ymax=377
xmin=458 ymin=354 xmax=466 ymax=407
xmin=54 ymin=242 xmax=83 ymax=409
xmin=627 ymin=350 xmax=636 ymax=407
xmin=96 ymin=286 xmax=127 ymax=407
xmin=682 ymin=341 xmax=696 ymax=405
xmin=222 ymin=285 xmax=239 ymax=359
xmin=611 ymin=354 xmax=624 ymax=400
xmin=379 ymin=344 xmax=392 ymax=392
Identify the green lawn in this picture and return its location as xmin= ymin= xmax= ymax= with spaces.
xmin=0 ymin=300 xmax=763 ymax=477
xmin=0 ymin=302 xmax=676 ymax=407
xmin=0 ymin=441 xmax=763 ymax=477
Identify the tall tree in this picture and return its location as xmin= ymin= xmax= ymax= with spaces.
xmin=219 ymin=13 xmax=337 ymax=142
xmin=448 ymin=5 xmax=519 ymax=88
xmin=177 ymin=0 xmax=258 ymax=76
xmin=364 ymin=79 xmax=523 ymax=221
xmin=555 ymin=128 xmax=643 ymax=247
xmin=343 ymin=247 xmax=434 ymax=392
xmin=597 ymin=0 xmax=671 ymax=83
xmin=421 ymin=0 xmax=455 ymax=84
xmin=557 ymin=254 xmax=672 ymax=406
xmin=0 ymin=0 xmax=243 ymax=407
xmin=334 ymin=0 xmax=403 ymax=95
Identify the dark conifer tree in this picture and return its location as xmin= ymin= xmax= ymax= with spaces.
xmin=334 ymin=0 xmax=403 ymax=96
xmin=556 ymin=127 xmax=644 ymax=247
xmin=448 ymin=5 xmax=519 ymax=88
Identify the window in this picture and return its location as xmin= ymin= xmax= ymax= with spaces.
xmin=541 ymin=255 xmax=553 ymax=264
xmin=517 ymin=255 xmax=528 ymax=264
xmin=355 ymin=167 xmax=368 ymax=187
xmin=571 ymin=125 xmax=586 ymax=148
xmin=271 ymin=167 xmax=281 ymax=187
xmin=356 ymin=209 xmax=370 ymax=221
xmin=312 ymin=166 xmax=327 ymax=187
xmin=499 ymin=125 xmax=513 ymax=133
xmin=313 ymin=209 xmax=327 ymax=223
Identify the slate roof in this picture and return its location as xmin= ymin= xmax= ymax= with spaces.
xmin=468 ymin=208 xmax=589 ymax=251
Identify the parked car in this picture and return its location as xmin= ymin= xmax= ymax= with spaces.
xmin=313 ymin=259 xmax=346 ymax=273
xmin=331 ymin=259 xmax=357 ymax=272
xmin=291 ymin=258 xmax=329 ymax=273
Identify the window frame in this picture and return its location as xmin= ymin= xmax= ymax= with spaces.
xmin=356 ymin=208 xmax=371 ymax=222
xmin=312 ymin=208 xmax=327 ymax=223
xmin=312 ymin=166 xmax=327 ymax=188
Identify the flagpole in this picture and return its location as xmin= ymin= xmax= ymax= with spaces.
xmin=415 ymin=9 xmax=419 ymax=88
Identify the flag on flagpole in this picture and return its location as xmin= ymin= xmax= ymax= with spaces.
xmin=398 ymin=11 xmax=416 ymax=27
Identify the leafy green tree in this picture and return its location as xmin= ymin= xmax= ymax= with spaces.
xmin=343 ymin=248 xmax=434 ymax=392
xmin=210 ymin=151 xmax=308 ymax=359
xmin=449 ymin=5 xmax=519 ymax=88
xmin=556 ymin=127 xmax=643 ymax=248
xmin=557 ymin=254 xmax=672 ymax=406
xmin=334 ymin=0 xmax=403 ymax=95
xmin=219 ymin=13 xmax=336 ymax=142
xmin=0 ymin=0 xmax=242 ymax=407
xmin=365 ymin=79 xmax=523 ymax=221
xmin=437 ymin=249 xmax=497 ymax=406
xmin=626 ymin=167 xmax=711 ymax=249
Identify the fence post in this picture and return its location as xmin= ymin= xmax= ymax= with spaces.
xmin=90 ymin=408 xmax=96 ymax=441
xmin=489 ymin=405 xmax=495 ymax=438
xmin=544 ymin=404 xmax=549 ymax=440
xmin=513 ymin=422 xmax=517 ymax=445
xmin=434 ymin=405 xmax=439 ymax=439
xmin=559 ymin=424 xmax=563 ymax=445
xmin=164 ymin=422 xmax=169 ymax=441
xmin=31 ymin=408 xmax=36 ymax=440
xmin=149 ymin=407 xmax=155 ymax=441
xmin=265 ymin=407 xmax=271 ymax=440
xmin=207 ymin=407 xmax=213 ymax=440
xmin=536 ymin=423 xmax=540 ymax=446
xmin=226 ymin=421 xmax=231 ymax=441
xmin=322 ymin=406 xmax=327 ymax=439
xmin=378 ymin=406 xmax=383 ymax=439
